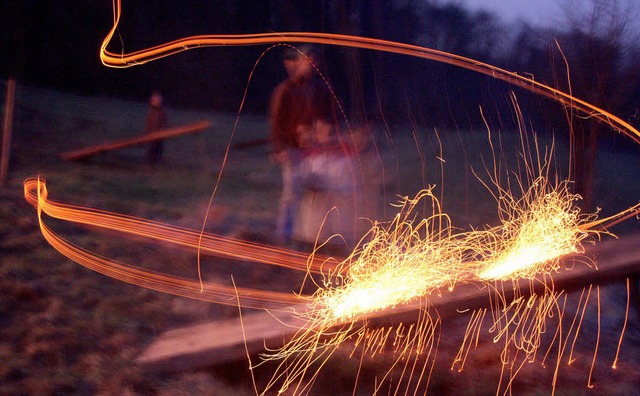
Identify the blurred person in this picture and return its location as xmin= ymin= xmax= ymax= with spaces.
xmin=269 ymin=45 xmax=334 ymax=246
xmin=294 ymin=118 xmax=354 ymax=254
xmin=145 ymin=90 xmax=168 ymax=163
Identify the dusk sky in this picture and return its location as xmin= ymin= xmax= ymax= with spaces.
xmin=454 ymin=0 xmax=640 ymax=31
xmin=459 ymin=0 xmax=561 ymax=25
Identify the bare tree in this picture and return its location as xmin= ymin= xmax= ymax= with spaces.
xmin=552 ymin=0 xmax=639 ymax=210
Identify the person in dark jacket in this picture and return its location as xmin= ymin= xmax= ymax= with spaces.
xmin=145 ymin=91 xmax=168 ymax=163
xmin=269 ymin=45 xmax=334 ymax=246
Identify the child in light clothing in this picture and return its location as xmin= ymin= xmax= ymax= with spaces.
xmin=294 ymin=119 xmax=354 ymax=252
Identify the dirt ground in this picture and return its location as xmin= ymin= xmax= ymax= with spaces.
xmin=1 ymin=83 xmax=639 ymax=395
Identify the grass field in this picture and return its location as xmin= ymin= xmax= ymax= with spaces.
xmin=1 ymin=81 xmax=639 ymax=394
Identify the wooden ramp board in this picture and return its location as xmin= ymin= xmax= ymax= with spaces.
xmin=60 ymin=120 xmax=211 ymax=160
xmin=136 ymin=305 xmax=307 ymax=372
xmin=136 ymin=234 xmax=640 ymax=372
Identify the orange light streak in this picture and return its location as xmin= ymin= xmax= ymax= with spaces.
xmin=23 ymin=177 xmax=337 ymax=309
xmin=567 ymin=285 xmax=593 ymax=366
xmin=588 ymin=286 xmax=601 ymax=388
xmin=612 ymin=278 xmax=630 ymax=369
xmin=101 ymin=0 xmax=640 ymax=148
xmin=23 ymin=178 xmax=336 ymax=274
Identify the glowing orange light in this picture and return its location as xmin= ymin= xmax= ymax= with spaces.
xmin=23 ymin=177 xmax=338 ymax=309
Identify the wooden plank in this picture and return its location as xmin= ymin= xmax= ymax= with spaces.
xmin=136 ymin=305 xmax=307 ymax=371
xmin=60 ymin=120 xmax=211 ymax=161
xmin=136 ymin=234 xmax=640 ymax=372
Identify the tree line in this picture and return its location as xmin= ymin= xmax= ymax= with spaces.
xmin=3 ymin=1 xmax=638 ymax=121
xmin=2 ymin=1 xmax=639 ymax=204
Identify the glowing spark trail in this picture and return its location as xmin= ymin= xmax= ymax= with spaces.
xmin=23 ymin=177 xmax=333 ymax=309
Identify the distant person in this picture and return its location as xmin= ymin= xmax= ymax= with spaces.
xmin=269 ymin=45 xmax=334 ymax=246
xmin=145 ymin=91 xmax=168 ymax=163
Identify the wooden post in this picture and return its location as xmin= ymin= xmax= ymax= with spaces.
xmin=1 ymin=78 xmax=16 ymax=187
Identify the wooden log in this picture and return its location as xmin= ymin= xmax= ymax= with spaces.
xmin=1 ymin=78 xmax=16 ymax=186
xmin=136 ymin=234 xmax=640 ymax=372
xmin=60 ymin=120 xmax=211 ymax=161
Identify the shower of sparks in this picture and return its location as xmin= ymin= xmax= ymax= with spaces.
xmin=318 ymin=189 xmax=462 ymax=322
xmin=258 ymin=151 xmax=606 ymax=394
xmin=19 ymin=1 xmax=640 ymax=395
xmin=475 ymin=181 xmax=588 ymax=281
